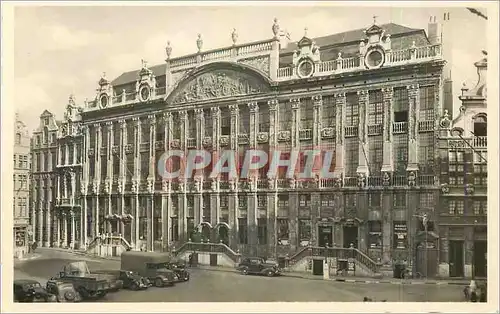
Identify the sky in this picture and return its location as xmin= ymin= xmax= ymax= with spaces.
xmin=13 ymin=4 xmax=488 ymax=132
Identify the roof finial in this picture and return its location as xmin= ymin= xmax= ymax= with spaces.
xmin=304 ymin=27 xmax=308 ymax=37
xmin=373 ymin=15 xmax=378 ymax=25
xmin=196 ymin=34 xmax=203 ymax=52
xmin=141 ymin=59 xmax=148 ymax=69
xmin=166 ymin=41 xmax=172 ymax=59
xmin=102 ymin=72 xmax=106 ymax=79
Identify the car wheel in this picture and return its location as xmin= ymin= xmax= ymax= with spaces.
xmin=130 ymin=283 xmax=139 ymax=291
xmin=184 ymin=276 xmax=189 ymax=281
xmin=241 ymin=267 xmax=248 ymax=275
xmin=154 ymin=278 xmax=164 ymax=287
xmin=64 ymin=291 xmax=75 ymax=301
xmin=266 ymin=270 xmax=274 ymax=277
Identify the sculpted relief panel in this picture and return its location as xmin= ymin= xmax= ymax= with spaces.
xmin=238 ymin=56 xmax=270 ymax=76
xmin=170 ymin=69 xmax=268 ymax=104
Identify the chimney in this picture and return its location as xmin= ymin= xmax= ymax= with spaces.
xmin=427 ymin=16 xmax=440 ymax=45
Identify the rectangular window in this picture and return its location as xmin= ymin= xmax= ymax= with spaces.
xmin=155 ymin=121 xmax=165 ymax=143
xmin=238 ymin=196 xmax=247 ymax=208
xmin=321 ymin=194 xmax=335 ymax=207
xmin=345 ymin=93 xmax=359 ymax=126
xmin=393 ymin=134 xmax=408 ymax=175
xmin=344 ymin=194 xmax=357 ymax=208
xmin=257 ymin=195 xmax=267 ymax=208
xmin=418 ymin=132 xmax=435 ymax=174
xmin=300 ymin=98 xmax=313 ymax=129
xmin=448 ymin=150 xmax=466 ymax=185
xmin=345 ymin=137 xmax=359 ymax=176
xmin=204 ymin=109 xmax=213 ymax=137
xmin=419 ymin=85 xmax=436 ymax=121
xmin=321 ymin=96 xmax=336 ymax=127
xmin=258 ymin=103 xmax=270 ymax=132
xmin=368 ymin=192 xmax=381 ymax=207
xmin=393 ymin=87 xmax=409 ymax=122
xmin=419 ymin=192 xmax=434 ymax=209
xmin=221 ymin=108 xmax=231 ymax=136
xmin=202 ymin=195 xmax=210 ymax=221
xmin=257 ymin=218 xmax=267 ymax=245
xmin=448 ymin=200 xmax=464 ymax=215
xmin=278 ymin=102 xmax=292 ymax=131
xmin=393 ymin=192 xmax=406 ymax=207
xmin=368 ymin=90 xmax=383 ymax=125
xmin=239 ymin=104 xmax=250 ymax=134
xmin=299 ymin=194 xmax=311 ymax=207
xmin=140 ymin=152 xmax=149 ymax=180
xmin=220 ymin=195 xmax=228 ymax=208
xmin=238 ymin=218 xmax=248 ymax=244
xmin=368 ymin=135 xmax=383 ymax=175
xmin=277 ymin=195 xmax=289 ymax=207
xmin=141 ymin=119 xmax=150 ymax=143
xmin=172 ymin=112 xmax=181 ymax=139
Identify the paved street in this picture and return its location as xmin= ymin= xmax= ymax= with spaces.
xmin=14 ymin=248 xmax=466 ymax=302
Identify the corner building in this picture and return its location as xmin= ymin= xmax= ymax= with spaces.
xmin=49 ymin=18 xmax=452 ymax=275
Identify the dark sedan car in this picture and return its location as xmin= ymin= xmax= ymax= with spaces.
xmin=237 ymin=257 xmax=281 ymax=277
xmin=13 ymin=279 xmax=50 ymax=302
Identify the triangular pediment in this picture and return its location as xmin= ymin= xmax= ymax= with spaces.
xmin=40 ymin=110 xmax=53 ymax=117
xmin=168 ymin=65 xmax=271 ymax=105
xmin=297 ymin=36 xmax=313 ymax=48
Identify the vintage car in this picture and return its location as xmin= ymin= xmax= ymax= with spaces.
xmin=13 ymin=279 xmax=50 ymax=303
xmin=164 ymin=256 xmax=190 ymax=282
xmin=92 ymin=270 xmax=151 ymax=290
xmin=51 ymin=261 xmax=113 ymax=299
xmin=237 ymin=257 xmax=281 ymax=277
xmin=121 ymin=251 xmax=179 ymax=287
xmin=45 ymin=280 xmax=82 ymax=303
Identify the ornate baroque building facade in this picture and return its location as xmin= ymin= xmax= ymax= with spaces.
xmin=437 ymin=53 xmax=488 ymax=278
xmin=14 ymin=113 xmax=31 ymax=258
xmin=30 ymin=98 xmax=84 ymax=249
xmin=32 ymin=17 xmax=459 ymax=276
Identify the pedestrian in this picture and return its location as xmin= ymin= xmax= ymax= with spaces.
xmin=188 ymin=252 xmax=193 ymax=267
xmin=31 ymin=241 xmax=38 ymax=253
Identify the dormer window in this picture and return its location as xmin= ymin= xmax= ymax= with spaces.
xmin=44 ymin=118 xmax=49 ymax=125
xmin=473 ymin=115 xmax=487 ymax=137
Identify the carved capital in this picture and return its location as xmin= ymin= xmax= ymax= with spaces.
xmin=290 ymin=98 xmax=300 ymax=110
xmin=148 ymin=114 xmax=156 ymax=125
xmin=357 ymin=90 xmax=368 ymax=100
xmin=178 ymin=110 xmax=187 ymax=120
xmin=195 ymin=108 xmax=204 ymax=118
xmin=312 ymin=95 xmax=322 ymax=107
xmin=267 ymin=99 xmax=278 ymax=111
xmin=164 ymin=112 xmax=172 ymax=119
xmin=119 ymin=119 xmax=127 ymax=129
xmin=248 ymin=102 xmax=259 ymax=113
xmin=229 ymin=104 xmax=239 ymax=115
xmin=105 ymin=121 xmax=113 ymax=126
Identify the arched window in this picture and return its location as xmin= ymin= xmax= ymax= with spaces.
xmin=15 ymin=133 xmax=21 ymax=145
xmin=473 ymin=114 xmax=487 ymax=137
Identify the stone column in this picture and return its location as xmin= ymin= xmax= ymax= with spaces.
xmin=65 ymin=144 xmax=70 ymax=167
xmin=267 ymin=99 xmax=278 ymax=254
xmin=289 ymin=192 xmax=298 ymax=250
xmin=37 ymin=207 xmax=43 ymax=247
xmin=312 ymin=95 xmax=322 ymax=148
xmin=211 ymin=107 xmax=221 ymax=209
xmin=148 ymin=114 xmax=156 ymax=251
xmin=120 ymin=119 xmax=127 ymax=238
xmin=58 ymin=144 xmax=62 ymax=166
xmin=71 ymin=173 xmax=76 ymax=208
xmin=407 ymin=84 xmax=419 ymax=172
xmin=381 ymin=87 xmax=394 ymax=172
xmin=61 ymin=212 xmax=67 ymax=248
xmin=133 ymin=117 xmax=141 ymax=248
xmin=107 ymin=122 xmax=114 ymax=220
xmin=55 ymin=213 xmax=61 ymax=247
xmin=267 ymin=192 xmax=277 ymax=256
xmin=147 ymin=196 xmax=153 ymax=251
xmin=95 ymin=123 xmax=102 ymax=237
xmin=229 ymin=105 xmax=239 ymax=248
xmin=290 ymin=98 xmax=300 ymax=147
xmin=178 ymin=112 xmax=187 ymax=242
xmin=70 ymin=210 xmax=76 ymax=249
xmin=334 ymin=93 xmax=345 ymax=176
xmin=162 ymin=189 xmax=169 ymax=250
xmin=45 ymin=179 xmax=52 ymax=247
xmin=247 ymin=102 xmax=259 ymax=248
xmin=178 ymin=193 xmax=186 ymax=242
xmin=356 ymin=90 xmax=369 ymax=175
xmin=195 ymin=108 xmax=204 ymax=149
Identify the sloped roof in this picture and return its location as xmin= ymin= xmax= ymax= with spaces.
xmin=110 ymin=23 xmax=424 ymax=87
xmin=281 ymin=23 xmax=422 ymax=54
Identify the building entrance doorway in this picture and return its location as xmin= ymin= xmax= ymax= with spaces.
xmin=473 ymin=240 xmax=487 ymax=278
xmin=449 ymin=240 xmax=464 ymax=277
xmin=343 ymin=226 xmax=358 ymax=248
xmin=318 ymin=226 xmax=332 ymax=247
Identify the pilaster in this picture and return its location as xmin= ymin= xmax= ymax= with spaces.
xmin=407 ymin=84 xmax=419 ymax=171
xmin=312 ymin=95 xmax=322 ymax=147
xmin=333 ymin=93 xmax=345 ymax=177
xmin=247 ymin=193 xmax=258 ymax=247
xmin=228 ymin=193 xmax=238 ymax=248
xmin=356 ymin=90 xmax=369 ymax=175
xmin=248 ymin=102 xmax=258 ymax=149
xmin=70 ymin=210 xmax=76 ymax=249
xmin=288 ymin=192 xmax=298 ymax=250
xmin=381 ymin=87 xmax=394 ymax=172
xmin=267 ymin=192 xmax=277 ymax=255
xmin=290 ymin=98 xmax=301 ymax=147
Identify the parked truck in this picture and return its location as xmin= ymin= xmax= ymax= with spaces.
xmin=50 ymin=261 xmax=116 ymax=300
xmin=121 ymin=251 xmax=185 ymax=287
